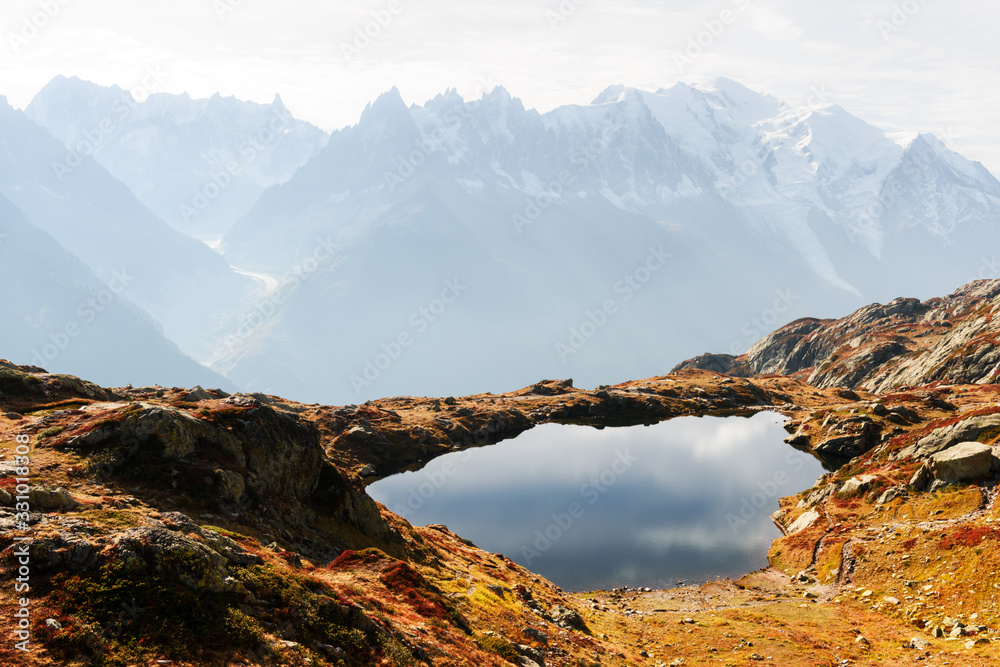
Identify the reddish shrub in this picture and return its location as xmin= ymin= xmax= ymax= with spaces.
xmin=330 ymin=548 xmax=389 ymax=570
xmin=401 ymin=588 xmax=451 ymax=621
xmin=938 ymin=526 xmax=1000 ymax=550
xmin=831 ymin=496 xmax=861 ymax=510
xmin=380 ymin=562 xmax=425 ymax=590
xmin=380 ymin=562 xmax=451 ymax=622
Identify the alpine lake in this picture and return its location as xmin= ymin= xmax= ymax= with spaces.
xmin=367 ymin=412 xmax=827 ymax=592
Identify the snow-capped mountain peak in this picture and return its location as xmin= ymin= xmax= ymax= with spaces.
xmin=591 ymin=84 xmax=628 ymax=105
xmin=26 ymin=76 xmax=329 ymax=239
xmin=17 ymin=75 xmax=998 ymax=405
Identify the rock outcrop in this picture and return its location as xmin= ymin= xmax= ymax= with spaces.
xmin=60 ymin=397 xmax=395 ymax=544
xmin=897 ymin=412 xmax=1000 ymax=460
xmin=814 ymin=416 xmax=882 ymax=459
xmin=675 ymin=280 xmax=1000 ymax=393
xmin=0 ymin=359 xmax=120 ymax=410
xmin=928 ymin=442 xmax=994 ymax=484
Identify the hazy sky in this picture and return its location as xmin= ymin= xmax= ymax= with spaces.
xmin=3 ymin=0 xmax=999 ymax=170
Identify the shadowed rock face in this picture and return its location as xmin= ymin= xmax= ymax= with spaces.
xmin=674 ymin=280 xmax=1000 ymax=392
xmin=42 ymin=389 xmax=397 ymax=548
xmin=814 ymin=416 xmax=881 ymax=459
xmin=66 ymin=401 xmax=327 ymax=500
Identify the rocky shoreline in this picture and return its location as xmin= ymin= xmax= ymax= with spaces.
xmin=2 ymin=281 xmax=1000 ymax=666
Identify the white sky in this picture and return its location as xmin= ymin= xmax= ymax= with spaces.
xmin=2 ymin=0 xmax=999 ymax=171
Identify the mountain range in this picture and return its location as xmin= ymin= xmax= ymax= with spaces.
xmin=3 ymin=76 xmax=999 ymax=402
xmin=25 ymin=75 xmax=328 ymax=241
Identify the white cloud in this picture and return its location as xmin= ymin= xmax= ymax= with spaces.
xmin=750 ymin=6 xmax=804 ymax=41
xmin=1 ymin=0 xmax=999 ymax=171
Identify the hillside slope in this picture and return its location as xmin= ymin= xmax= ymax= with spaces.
xmin=0 ymin=194 xmax=234 ymax=389
xmin=0 ymin=96 xmax=251 ymax=363
xmin=2 ymin=283 xmax=1000 ymax=665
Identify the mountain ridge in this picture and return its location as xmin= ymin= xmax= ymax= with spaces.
xmin=0 ymin=95 xmax=253 ymax=364
xmin=674 ymin=278 xmax=1000 ymax=393
xmin=25 ymin=75 xmax=329 ymax=239
xmin=7 ymin=76 xmax=1000 ymax=405
xmin=0 ymin=193 xmax=234 ymax=389
xmin=212 ymin=79 xmax=1000 ymax=403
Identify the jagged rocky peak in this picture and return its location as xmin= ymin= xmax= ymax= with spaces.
xmin=674 ymin=279 xmax=1000 ymax=392
xmin=592 ymin=84 xmax=628 ymax=105
xmin=361 ymin=86 xmax=409 ymax=120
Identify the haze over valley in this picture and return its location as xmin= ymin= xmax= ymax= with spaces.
xmin=3 ymin=76 xmax=998 ymax=403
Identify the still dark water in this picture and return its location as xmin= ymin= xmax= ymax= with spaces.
xmin=367 ymin=413 xmax=824 ymax=592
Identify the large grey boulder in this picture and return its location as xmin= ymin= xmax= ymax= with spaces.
xmin=29 ymin=486 xmax=80 ymax=512
xmin=550 ymin=605 xmax=588 ymax=633
xmin=838 ymin=475 xmax=878 ymax=497
xmin=898 ymin=413 xmax=1000 ymax=460
xmin=785 ymin=509 xmax=820 ymax=535
xmin=928 ymin=442 xmax=994 ymax=483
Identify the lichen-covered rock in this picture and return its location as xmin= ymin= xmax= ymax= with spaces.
xmin=550 ymin=605 xmax=588 ymax=633
xmin=66 ymin=400 xmax=394 ymax=542
xmin=113 ymin=526 xmax=254 ymax=593
xmin=29 ymin=486 xmax=80 ymax=512
xmin=215 ymin=469 xmax=247 ymax=505
xmin=226 ymin=404 xmax=323 ymax=500
xmin=928 ymin=442 xmax=994 ymax=484
xmin=27 ymin=533 xmax=101 ymax=571
xmin=69 ymin=404 xmax=232 ymax=462
xmin=25 ymin=518 xmax=264 ymax=592
xmin=898 ymin=413 xmax=1000 ymax=460
xmin=0 ymin=362 xmax=119 ymax=405
xmin=199 ymin=528 xmax=263 ymax=567
xmin=838 ymin=475 xmax=878 ymax=497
